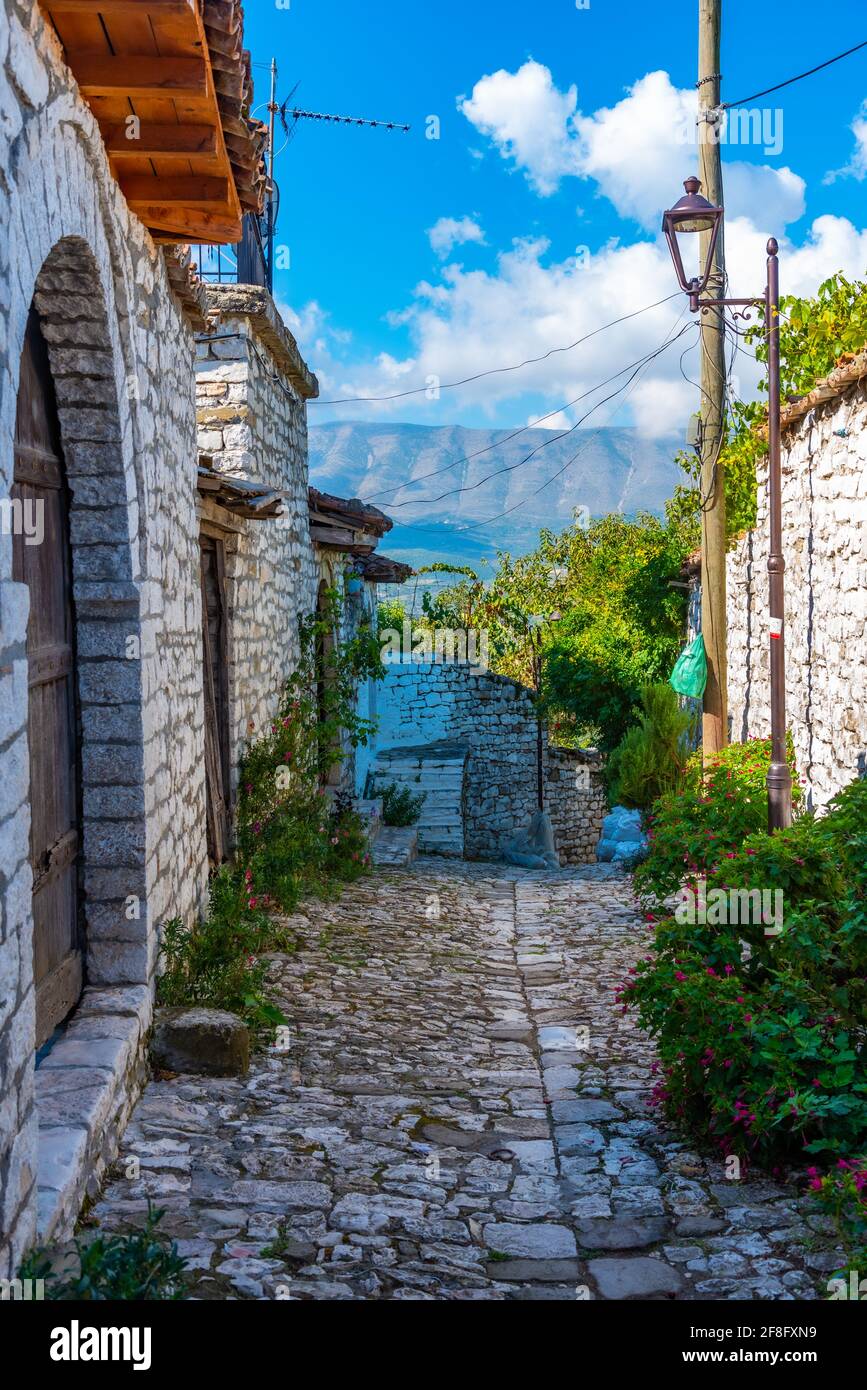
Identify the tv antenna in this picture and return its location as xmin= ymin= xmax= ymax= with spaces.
xmin=262 ymin=60 xmax=410 ymax=289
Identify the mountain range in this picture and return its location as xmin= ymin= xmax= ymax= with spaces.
xmin=308 ymin=420 xmax=684 ymax=578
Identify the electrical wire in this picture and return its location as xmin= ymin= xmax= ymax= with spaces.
xmin=722 ymin=39 xmax=867 ymax=109
xmin=377 ymin=327 xmax=693 ymax=510
xmin=309 ymin=293 xmax=681 ymax=406
xmin=375 ymin=318 xmax=694 ymax=514
xmin=355 ymin=313 xmax=694 ymax=541
xmin=456 ymin=314 xmax=696 ymax=532
xmin=361 ymin=389 xmax=612 ymax=503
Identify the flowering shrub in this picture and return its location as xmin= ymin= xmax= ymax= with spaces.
xmin=623 ymin=762 xmax=867 ymax=1166
xmin=634 ymin=737 xmax=800 ymax=908
xmin=808 ymin=1157 xmax=867 ymax=1284
xmin=235 ymin=595 xmax=381 ymax=910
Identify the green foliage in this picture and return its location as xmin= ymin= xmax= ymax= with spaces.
xmin=808 ymin=1159 xmax=867 ymax=1287
xmin=156 ymin=874 xmax=291 ymax=1034
xmin=623 ymin=768 xmax=867 ymax=1166
xmin=674 ymin=273 xmax=867 ymax=544
xmin=19 ymin=1206 xmax=188 ymax=1300
xmin=426 ymin=514 xmax=690 ymax=752
xmin=376 ymin=779 xmax=425 ymax=827
xmin=158 ymin=592 xmax=381 ymax=1034
xmin=606 ymin=683 xmax=696 ymax=811
xmin=377 ymin=596 xmax=407 ymax=636
xmin=633 ymin=737 xmax=800 ymax=907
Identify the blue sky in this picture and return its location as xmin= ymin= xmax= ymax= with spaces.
xmin=242 ymin=0 xmax=867 ymax=436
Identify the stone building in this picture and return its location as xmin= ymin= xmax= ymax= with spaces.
xmin=726 ymin=351 xmax=867 ymax=808
xmin=361 ymin=661 xmax=607 ymax=865
xmin=0 ymin=0 xmax=399 ymax=1277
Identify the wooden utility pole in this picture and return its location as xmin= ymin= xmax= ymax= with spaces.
xmin=697 ymin=0 xmax=728 ymax=755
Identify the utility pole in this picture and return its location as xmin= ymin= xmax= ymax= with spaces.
xmin=266 ymin=57 xmax=278 ymax=293
xmin=697 ymin=0 xmax=728 ymax=756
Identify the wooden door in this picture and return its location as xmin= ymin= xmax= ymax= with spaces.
xmin=200 ymin=534 xmax=231 ymax=863
xmin=13 ymin=308 xmax=82 ymax=1048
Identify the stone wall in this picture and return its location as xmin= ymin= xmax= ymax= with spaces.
xmin=0 ymin=0 xmax=217 ymax=1272
xmin=366 ymin=662 xmax=606 ymax=864
xmin=195 ymin=287 xmax=319 ymax=789
xmin=726 ymin=380 xmax=867 ymax=809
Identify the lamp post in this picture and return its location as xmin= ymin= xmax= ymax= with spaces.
xmin=662 ymin=178 xmax=792 ymax=832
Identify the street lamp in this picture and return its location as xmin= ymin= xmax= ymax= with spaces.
xmin=662 ymin=177 xmax=792 ymax=832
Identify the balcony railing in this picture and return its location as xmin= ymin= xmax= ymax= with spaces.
xmin=194 ymin=212 xmax=269 ymax=288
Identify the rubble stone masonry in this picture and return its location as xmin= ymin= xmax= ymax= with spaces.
xmin=195 ymin=286 xmax=319 ymax=788
xmin=0 ymin=0 xmax=200 ymax=1273
xmin=366 ymin=662 xmax=607 ymax=864
xmin=726 ymin=380 xmax=867 ymax=808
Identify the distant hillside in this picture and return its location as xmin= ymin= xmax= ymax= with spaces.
xmin=308 ymin=420 xmax=683 ymax=576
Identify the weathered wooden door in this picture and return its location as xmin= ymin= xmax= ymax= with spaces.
xmin=13 ymin=308 xmax=82 ymax=1048
xmin=200 ymin=534 xmax=231 ymax=863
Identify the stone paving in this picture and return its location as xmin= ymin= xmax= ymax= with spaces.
xmin=91 ymin=860 xmax=842 ymax=1300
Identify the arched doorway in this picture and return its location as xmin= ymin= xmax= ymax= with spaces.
xmin=13 ymin=307 xmax=82 ymax=1048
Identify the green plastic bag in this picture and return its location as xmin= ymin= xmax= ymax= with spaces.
xmin=670 ymin=634 xmax=707 ymax=699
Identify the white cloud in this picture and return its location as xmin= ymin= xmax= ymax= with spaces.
xmin=459 ymin=60 xmax=582 ymax=196
xmin=460 ymin=63 xmax=804 ymax=233
xmin=427 ymin=215 xmax=486 ymax=258
xmin=284 ymin=65 xmax=867 ymax=442
xmin=825 ymin=102 xmax=867 ymax=183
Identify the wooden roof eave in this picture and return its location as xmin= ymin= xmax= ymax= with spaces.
xmin=43 ymin=0 xmax=262 ymax=244
xmin=197 ymin=464 xmax=284 ymax=519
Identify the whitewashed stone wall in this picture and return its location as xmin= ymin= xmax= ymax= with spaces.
xmin=368 ymin=662 xmax=606 ymax=863
xmin=0 ymin=0 xmax=209 ymax=1273
xmin=727 ymin=381 xmax=867 ymax=808
xmin=195 ymin=287 xmax=319 ymax=787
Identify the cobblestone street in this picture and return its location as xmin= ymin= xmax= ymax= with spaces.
xmin=92 ymin=861 xmax=839 ymax=1301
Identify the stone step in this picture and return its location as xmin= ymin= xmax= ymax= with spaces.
xmin=372 ymin=741 xmax=468 ymax=860
xmin=371 ymin=826 xmax=418 ymax=867
xmin=355 ymin=798 xmax=383 ymax=848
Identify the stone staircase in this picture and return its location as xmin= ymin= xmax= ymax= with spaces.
xmin=369 ymin=741 xmax=468 ymax=859
xmin=356 ymin=794 xmax=419 ymax=868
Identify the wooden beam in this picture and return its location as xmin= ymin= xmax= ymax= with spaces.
xmin=122 ymin=175 xmax=229 ymax=205
xmin=145 ymin=207 xmax=243 ymax=243
xmin=76 ymin=56 xmax=206 ymax=98
xmin=103 ymin=122 xmax=218 ymax=157
xmin=48 ymin=1 xmax=193 ymax=10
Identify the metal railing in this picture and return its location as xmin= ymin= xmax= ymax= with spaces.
xmin=194 ymin=213 xmax=269 ymax=288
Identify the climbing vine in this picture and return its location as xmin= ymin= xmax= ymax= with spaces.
xmin=676 ymin=272 xmax=867 ymax=545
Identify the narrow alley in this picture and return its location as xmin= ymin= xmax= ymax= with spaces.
xmin=91 ymin=863 xmax=832 ymax=1301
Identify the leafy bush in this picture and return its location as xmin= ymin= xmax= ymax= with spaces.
xmin=411 ymin=514 xmax=690 ymax=751
xmin=157 ymin=871 xmax=291 ymax=1034
xmin=19 ymin=1206 xmax=187 ymax=1300
xmin=623 ymin=772 xmax=867 ymax=1166
xmin=674 ymin=272 xmax=867 ymax=544
xmin=634 ymin=736 xmax=800 ymax=908
xmin=808 ymin=1158 xmax=867 ymax=1285
xmin=606 ymin=683 xmax=696 ymax=811
xmin=376 ymin=779 xmax=425 ymax=827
